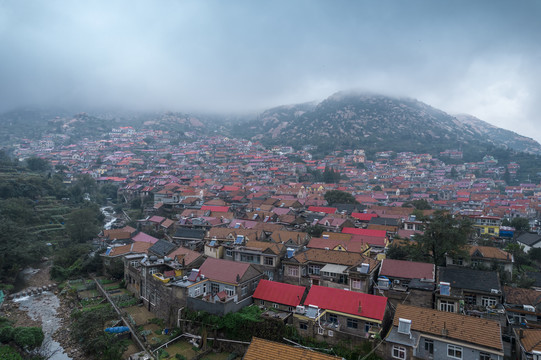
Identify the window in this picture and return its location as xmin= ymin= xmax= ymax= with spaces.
xmin=351 ymin=279 xmax=362 ymax=289
xmin=148 ymin=268 xmax=158 ymax=275
xmin=482 ymin=296 xmax=497 ymax=307
xmin=240 ymin=254 xmax=259 ymax=263
xmin=318 ymin=327 xmax=324 ymax=335
xmin=225 ymin=286 xmax=234 ymax=296
xmin=439 ymin=300 xmax=455 ymax=312
xmin=479 ymin=353 xmax=491 ymax=360
xmin=241 ymin=285 xmax=248 ymax=296
xmin=447 ymin=345 xmax=463 ymax=359
xmin=328 ymin=330 xmax=333 ymax=337
xmin=273 ymin=303 xmax=279 ymax=309
xmin=287 ymin=266 xmax=299 ymax=277
xmin=299 ymin=322 xmax=308 ymax=330
xmin=328 ymin=313 xmax=337 ymax=324
xmin=226 ymin=249 xmax=232 ymax=257
xmin=129 ymin=260 xmax=140 ymax=268
xmin=392 ymin=345 xmax=406 ymax=359
xmin=288 ymin=306 xmax=294 ymax=312
xmin=264 ymin=256 xmax=274 ymax=266
xmin=211 ymin=283 xmax=219 ymax=294
xmin=365 ymin=323 xmax=372 ymax=333
xmin=452 ymin=257 xmax=463 ymax=266
xmin=488 ymin=227 xmax=495 ymax=234
xmin=407 ymin=223 xmax=414 ymax=230
xmin=347 ymin=318 xmax=358 ymax=329
xmin=308 ymin=265 xmax=321 ymax=275
xmin=424 ymin=339 xmax=433 ymax=355
xmin=259 ymin=300 xmax=265 ymax=305
xmin=464 ymin=294 xmax=476 ymax=305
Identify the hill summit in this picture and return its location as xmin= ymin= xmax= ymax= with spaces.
xmin=235 ymin=92 xmax=541 ymax=156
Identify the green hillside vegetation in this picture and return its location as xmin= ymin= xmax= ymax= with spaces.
xmin=0 ymin=152 xmax=109 ymax=285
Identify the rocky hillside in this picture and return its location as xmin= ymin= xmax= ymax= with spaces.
xmin=235 ymin=92 xmax=541 ymax=157
xmin=454 ymin=114 xmax=541 ymax=155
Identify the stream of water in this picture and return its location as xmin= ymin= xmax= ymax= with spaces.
xmin=101 ymin=206 xmax=118 ymax=230
xmin=14 ymin=292 xmax=71 ymax=360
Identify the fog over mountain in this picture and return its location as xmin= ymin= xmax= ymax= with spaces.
xmin=0 ymin=1 xmax=540 ymax=141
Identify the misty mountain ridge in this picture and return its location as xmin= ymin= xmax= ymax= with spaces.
xmin=234 ymin=91 xmax=541 ymax=157
xmin=453 ymin=113 xmax=541 ymax=155
xmin=1 ymin=92 xmax=540 ymax=159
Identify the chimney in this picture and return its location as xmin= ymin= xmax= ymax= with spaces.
xmin=519 ymin=329 xmax=524 ymax=339
xmin=358 ymin=301 xmax=362 ymax=313
xmin=441 ymin=322 xmax=448 ymax=337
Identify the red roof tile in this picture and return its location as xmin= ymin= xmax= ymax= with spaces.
xmin=307 ymin=206 xmax=337 ymax=214
xmin=342 ymin=227 xmax=387 ymax=237
xmin=199 ymin=258 xmax=251 ymax=284
xmin=304 ymin=285 xmax=387 ymax=321
xmin=132 ymin=232 xmax=159 ymax=244
xmin=380 ymin=259 xmax=435 ymax=280
xmin=253 ymin=280 xmax=305 ymax=307
xmin=351 ymin=213 xmax=379 ymax=221
xmin=201 ymin=205 xmax=230 ymax=213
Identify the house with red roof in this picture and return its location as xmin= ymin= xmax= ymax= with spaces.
xmin=293 ymin=285 xmax=389 ymax=344
xmin=132 ymin=231 xmax=159 ymax=244
xmin=307 ymin=206 xmax=338 ymax=215
xmin=185 ymin=258 xmax=265 ymax=316
xmin=253 ymin=279 xmax=307 ymax=312
xmin=376 ymin=259 xmax=436 ymax=309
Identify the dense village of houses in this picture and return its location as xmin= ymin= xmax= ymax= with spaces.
xmin=13 ymin=126 xmax=541 ymax=359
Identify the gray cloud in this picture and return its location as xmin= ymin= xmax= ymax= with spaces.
xmin=0 ymin=0 xmax=540 ymax=141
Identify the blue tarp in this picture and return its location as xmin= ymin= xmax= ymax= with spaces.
xmin=105 ymin=326 xmax=130 ymax=334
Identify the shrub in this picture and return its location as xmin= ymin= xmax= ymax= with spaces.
xmin=0 ymin=345 xmax=23 ymax=360
xmin=0 ymin=326 xmax=14 ymax=342
xmin=13 ymin=327 xmax=44 ymax=350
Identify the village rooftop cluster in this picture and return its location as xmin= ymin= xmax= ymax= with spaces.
xmin=13 ymin=125 xmax=541 ymax=359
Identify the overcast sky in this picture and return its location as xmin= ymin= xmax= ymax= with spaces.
xmin=1 ymin=1 xmax=540 ymax=141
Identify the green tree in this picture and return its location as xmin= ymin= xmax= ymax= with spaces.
xmin=402 ymin=199 xmax=432 ymax=210
xmin=372 ymin=185 xmax=382 ymax=191
xmin=322 ymin=166 xmax=340 ymax=184
xmin=66 ymin=207 xmax=101 ymax=242
xmin=414 ymin=212 xmax=472 ymax=266
xmin=529 ymin=247 xmax=541 ymax=263
xmin=25 ymin=157 xmax=50 ymax=172
xmin=75 ymin=173 xmax=97 ymax=195
xmin=324 ymin=190 xmax=358 ymax=205
xmin=306 ymin=225 xmax=325 ymax=238
xmin=386 ymin=243 xmax=410 ymax=260
xmin=511 ymin=217 xmax=530 ymax=233
xmin=450 ymin=166 xmax=458 ymax=179
xmin=505 ymin=243 xmax=530 ymax=271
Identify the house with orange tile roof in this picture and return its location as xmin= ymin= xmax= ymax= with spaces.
xmin=445 ymin=245 xmax=514 ymax=275
xmin=185 ymin=258 xmax=265 ymax=316
xmin=282 ymin=248 xmax=379 ymax=293
xmin=243 ymin=337 xmax=341 ymax=360
xmin=385 ymin=304 xmax=504 ymax=360
xmin=514 ymin=328 xmax=541 ymax=360
xmin=100 ymin=241 xmax=153 ymax=277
